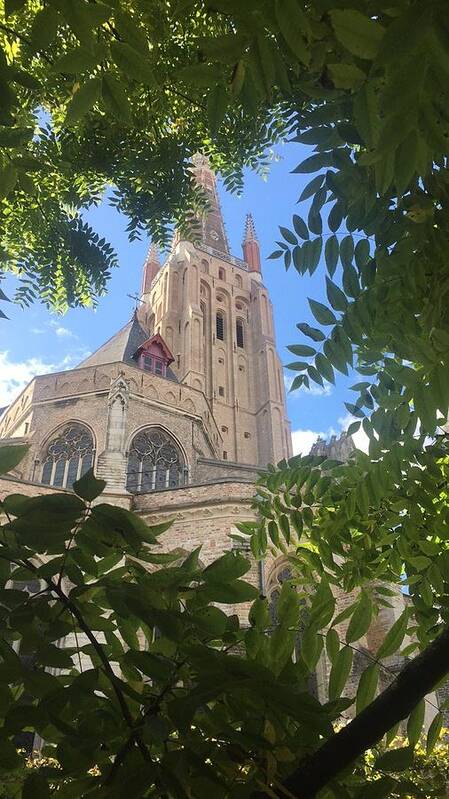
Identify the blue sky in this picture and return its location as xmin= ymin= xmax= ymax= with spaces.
xmin=0 ymin=142 xmax=361 ymax=454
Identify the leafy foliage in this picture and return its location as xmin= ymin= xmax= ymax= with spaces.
xmin=0 ymin=457 xmax=349 ymax=798
xmin=2 ymin=0 xmax=449 ymax=795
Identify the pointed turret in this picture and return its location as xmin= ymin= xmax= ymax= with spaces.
xmin=190 ymin=153 xmax=230 ymax=254
xmin=141 ymin=242 xmax=160 ymax=295
xmin=242 ymin=213 xmax=261 ymax=273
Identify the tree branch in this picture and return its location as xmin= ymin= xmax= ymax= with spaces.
xmin=274 ymin=622 xmax=449 ymax=798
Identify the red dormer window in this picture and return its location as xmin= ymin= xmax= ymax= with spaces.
xmin=133 ymin=334 xmax=174 ymax=378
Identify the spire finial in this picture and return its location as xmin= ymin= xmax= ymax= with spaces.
xmin=141 ymin=240 xmax=161 ymax=295
xmin=242 ymin=212 xmax=261 ymax=274
xmin=146 ymin=241 xmax=160 ymax=266
xmin=243 ymin=212 xmax=258 ymax=244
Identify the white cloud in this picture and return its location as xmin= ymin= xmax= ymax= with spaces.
xmin=0 ymin=351 xmax=56 ymax=407
xmin=49 ymin=319 xmax=76 ymax=338
xmin=0 ymin=349 xmax=90 ymax=408
xmin=284 ymin=372 xmax=333 ymax=397
xmin=290 ymin=414 xmax=371 ymax=458
xmin=291 ymin=428 xmax=325 ymax=456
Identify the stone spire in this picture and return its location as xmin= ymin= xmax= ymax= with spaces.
xmin=141 ymin=242 xmax=160 ymax=295
xmin=190 ymin=153 xmax=230 ymax=254
xmin=242 ymin=213 xmax=261 ymax=273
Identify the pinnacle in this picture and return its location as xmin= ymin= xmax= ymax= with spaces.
xmin=145 ymin=241 xmax=160 ymax=265
xmin=243 ymin=212 xmax=258 ymax=243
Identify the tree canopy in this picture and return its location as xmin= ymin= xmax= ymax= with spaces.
xmin=2 ymin=0 xmax=449 ymax=796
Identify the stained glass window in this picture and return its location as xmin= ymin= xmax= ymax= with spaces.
xmin=41 ymin=424 xmax=94 ymax=489
xmin=126 ymin=427 xmax=186 ymax=493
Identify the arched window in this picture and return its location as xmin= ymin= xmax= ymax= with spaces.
xmin=41 ymin=423 xmax=94 ymax=489
xmin=218 ymin=267 xmax=225 ymax=281
xmin=216 ymin=310 xmax=225 ymax=341
xmin=236 ymin=318 xmax=244 ymax=348
xmin=235 ymin=274 xmax=242 ymax=288
xmin=201 ymin=259 xmax=209 ymax=274
xmin=126 ymin=427 xmax=186 ymax=493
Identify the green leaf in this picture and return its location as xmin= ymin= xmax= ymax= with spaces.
xmin=293 ymin=153 xmax=331 ymax=174
xmin=298 ymin=174 xmax=325 ymax=202
xmin=376 ymin=609 xmax=409 ymax=659
xmin=346 ymin=590 xmax=372 ymax=643
xmin=52 ymin=46 xmax=100 ymax=73
xmin=23 ymin=772 xmax=50 ymax=799
xmin=326 ymin=277 xmax=348 ymax=312
xmin=64 ymin=77 xmax=101 ymax=125
xmin=307 ymin=237 xmax=323 ymax=274
xmin=330 ymin=10 xmax=385 ymax=60
xmin=315 ymin=353 xmax=335 ymax=384
xmin=203 ymin=551 xmax=250 ymax=583
xmin=5 ymin=0 xmax=26 ymax=16
xmin=279 ymin=226 xmax=297 ymax=245
xmin=356 ymin=663 xmax=379 ymax=714
xmin=354 ymin=239 xmax=370 ymax=270
xmin=375 ymin=746 xmax=414 ymax=772
xmin=275 ymin=0 xmax=310 ymax=65
xmin=340 ymin=235 xmax=354 ymax=268
xmin=309 ymin=299 xmax=337 ymax=326
xmin=73 ymin=467 xmax=105 ymax=502
xmin=328 ymin=62 xmax=366 ymax=90
xmin=0 ymin=163 xmax=17 ymax=199
xmin=0 ymin=126 xmax=33 ymax=147
xmin=29 ymin=6 xmax=60 ymax=53
xmin=0 ymin=443 xmax=29 ymax=474
xmin=268 ymin=249 xmax=284 ymax=260
xmin=102 ymin=73 xmax=133 ymax=125
xmin=287 ymin=343 xmax=316 ymax=357
xmin=296 ymin=322 xmax=325 ymax=342
xmin=292 ymin=214 xmax=309 ymax=240
xmin=110 ymin=41 xmax=156 ymax=85
xmin=0 ymin=738 xmax=22 ymax=769
xmin=207 ymin=83 xmax=228 ymax=134
xmin=407 ymin=699 xmax=425 ymax=747
xmin=114 ymin=8 xmax=149 ymax=55
xmin=202 ymin=579 xmax=258 ymax=604
xmin=426 ymin=712 xmax=443 ymax=754
xmin=326 ymin=628 xmax=340 ymax=663
xmin=329 ymin=645 xmax=353 ymax=700
xmin=325 ymin=235 xmax=339 ymax=277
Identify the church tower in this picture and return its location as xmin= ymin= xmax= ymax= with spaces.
xmin=140 ymin=154 xmax=291 ymax=466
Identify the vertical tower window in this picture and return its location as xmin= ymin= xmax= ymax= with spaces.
xmin=236 ymin=319 xmax=244 ymax=348
xmin=216 ymin=311 xmax=225 ymax=341
xmin=218 ymin=267 xmax=225 ymax=281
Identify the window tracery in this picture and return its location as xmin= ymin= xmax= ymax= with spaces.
xmin=41 ymin=424 xmax=94 ymax=489
xmin=126 ymin=427 xmax=186 ymax=493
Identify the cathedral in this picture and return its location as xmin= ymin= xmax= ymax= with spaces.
xmin=0 ymin=153 xmax=292 ymax=601
xmin=0 ymin=156 xmax=444 ymax=721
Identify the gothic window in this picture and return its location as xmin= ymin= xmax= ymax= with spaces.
xmin=218 ymin=267 xmax=225 ymax=281
xmin=216 ymin=310 xmax=225 ymax=341
xmin=201 ymin=259 xmax=209 ymax=274
xmin=41 ymin=423 xmax=94 ymax=489
xmin=236 ymin=318 xmax=244 ymax=348
xmin=235 ymin=274 xmax=242 ymax=288
xmin=126 ymin=427 xmax=186 ymax=493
